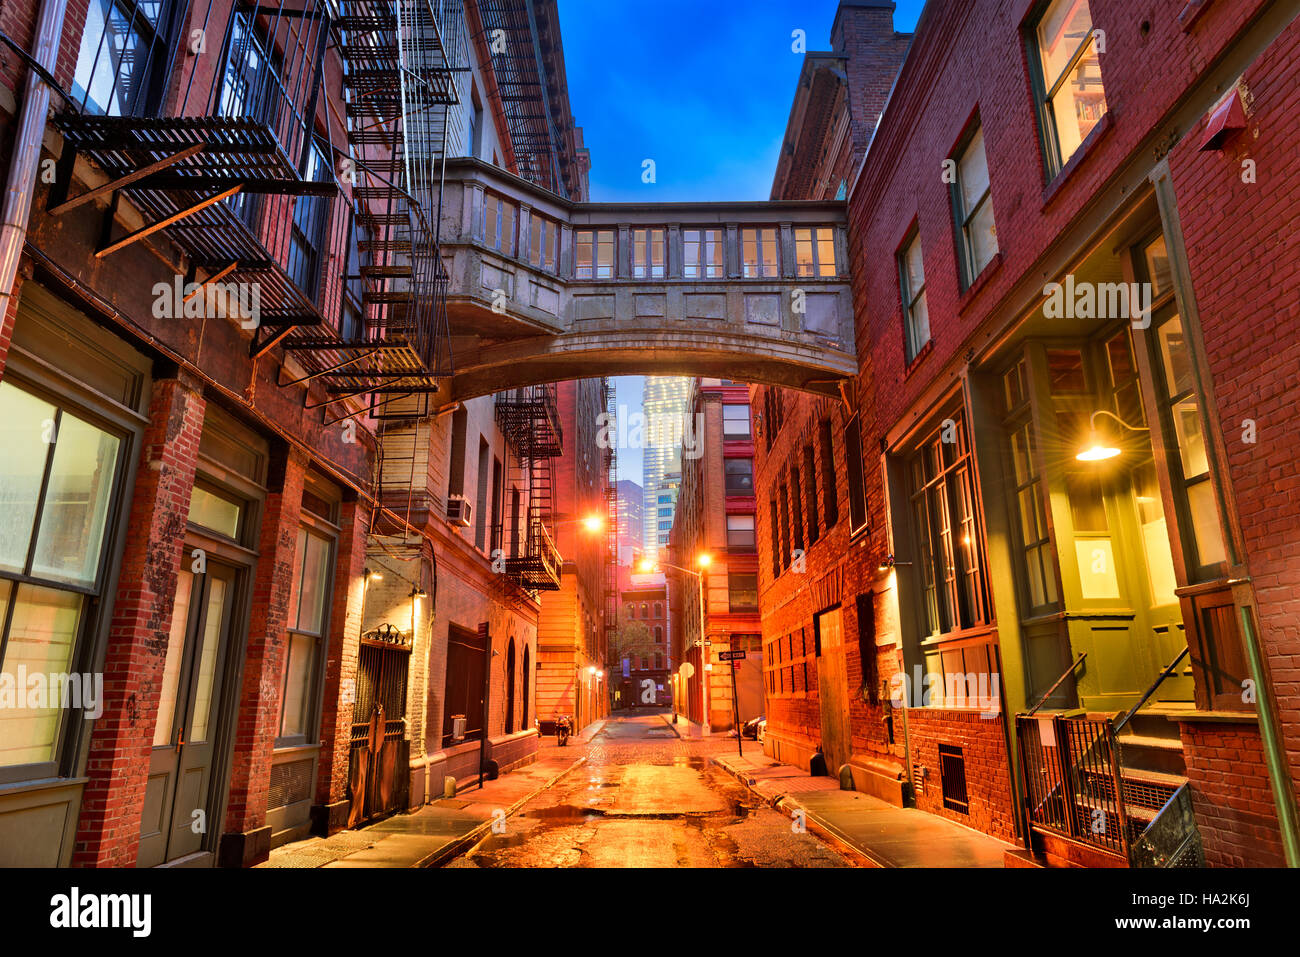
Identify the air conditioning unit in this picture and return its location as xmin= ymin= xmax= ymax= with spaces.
xmin=451 ymin=715 xmax=467 ymax=742
xmin=446 ymin=495 xmax=472 ymax=528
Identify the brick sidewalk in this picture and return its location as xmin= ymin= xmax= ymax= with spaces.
xmin=260 ymin=749 xmax=584 ymax=868
xmin=714 ymin=752 xmax=1014 ymax=867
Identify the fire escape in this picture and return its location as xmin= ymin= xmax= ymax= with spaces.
xmin=50 ymin=0 xmax=462 ymax=548
xmin=494 ymin=385 xmax=562 ymax=591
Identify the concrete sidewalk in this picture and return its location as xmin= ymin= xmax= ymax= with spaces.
xmin=714 ymin=752 xmax=1014 ymax=868
xmin=260 ymin=748 xmax=584 ymax=869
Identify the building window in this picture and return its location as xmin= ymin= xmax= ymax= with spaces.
xmin=723 ymin=404 xmax=751 ymax=438
xmin=908 ymin=409 xmax=991 ymax=639
xmin=633 ymin=228 xmax=666 ymax=278
xmin=654 ymin=602 xmax=663 ymax=618
xmin=819 ymin=419 xmax=839 ymax=527
xmin=280 ymin=526 xmax=333 ymax=741
xmin=640 ymin=602 xmax=649 ymax=618
xmin=789 ymin=465 xmax=805 ymax=553
xmin=779 ymin=483 xmax=792 ymax=570
xmin=769 ymin=499 xmax=783 ymax=579
xmin=741 ymin=228 xmax=779 ymax=278
xmin=484 ymin=194 xmax=516 ymax=256
xmin=898 ymin=229 xmax=930 ymax=363
xmin=795 ymin=227 xmax=836 ymax=277
xmin=724 ymin=457 xmax=753 ymax=494
xmin=528 ymin=213 xmax=558 ymax=272
xmin=683 ymin=229 xmax=723 ymax=278
xmin=1031 ymin=0 xmax=1108 ymax=176
xmin=803 ymin=445 xmax=821 ymax=545
xmin=728 ymin=573 xmax=758 ymax=612
xmin=654 ymin=626 xmax=663 ymax=642
xmin=0 ymin=379 xmax=126 ymax=770
xmin=575 ymin=229 xmax=614 ymax=279
xmin=951 ymin=125 xmax=997 ymax=288
xmin=654 ymin=652 xmax=664 ymax=670
xmin=726 ymin=513 xmax=756 ymax=551
xmin=844 ymin=413 xmax=869 ymax=535
xmin=1002 ymin=360 xmax=1059 ymax=612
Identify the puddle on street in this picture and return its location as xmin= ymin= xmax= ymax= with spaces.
xmin=516 ymin=803 xmax=604 ymax=824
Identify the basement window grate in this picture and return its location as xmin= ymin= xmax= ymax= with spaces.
xmin=938 ymin=744 xmax=969 ymax=813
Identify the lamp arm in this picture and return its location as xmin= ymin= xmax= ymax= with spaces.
xmin=1089 ymin=408 xmax=1148 ymax=432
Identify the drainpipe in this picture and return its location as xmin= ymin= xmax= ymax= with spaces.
xmin=0 ymin=0 xmax=69 ymax=319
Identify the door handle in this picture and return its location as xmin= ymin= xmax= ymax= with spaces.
xmin=174 ymin=725 xmax=184 ymax=754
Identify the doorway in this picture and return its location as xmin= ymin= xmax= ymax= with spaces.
xmin=139 ymin=561 xmax=239 ymax=867
xmin=814 ymin=607 xmax=852 ymax=775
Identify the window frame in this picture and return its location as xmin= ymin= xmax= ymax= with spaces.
xmin=632 ymin=228 xmax=667 ymax=279
xmin=1028 ymin=0 xmax=1109 ymax=179
xmin=683 ymin=228 xmax=723 ymax=278
xmin=949 ymin=124 xmax=997 ymax=289
xmin=741 ymin=227 xmax=780 ymax=278
xmin=722 ymin=404 xmax=751 ymax=438
xmin=794 ymin=226 xmax=837 ymax=278
xmin=898 ymin=228 xmax=930 ymax=363
xmin=277 ymin=517 xmax=337 ymax=746
xmin=575 ymin=229 xmax=615 ymax=280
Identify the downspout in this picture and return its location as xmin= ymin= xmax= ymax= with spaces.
xmin=0 ymin=0 xmax=69 ymax=318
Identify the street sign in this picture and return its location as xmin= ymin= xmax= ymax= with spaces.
xmin=718 ymin=650 xmax=746 ymax=661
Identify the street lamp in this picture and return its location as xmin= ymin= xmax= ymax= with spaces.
xmin=640 ymin=553 xmax=712 ymax=734
xmin=1077 ymin=409 xmax=1147 ymax=462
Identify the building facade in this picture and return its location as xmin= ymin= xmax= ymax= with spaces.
xmin=615 ymin=478 xmax=644 ymax=566
xmin=613 ymin=565 xmax=671 ymax=709
xmin=669 ymin=379 xmax=763 ymax=732
xmin=642 ymin=375 xmax=692 ymax=557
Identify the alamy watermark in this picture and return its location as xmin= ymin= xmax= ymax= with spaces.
xmin=0 ymin=667 xmax=103 ymax=719
xmin=152 ymin=275 xmax=261 ymax=329
xmin=1042 ymin=274 xmax=1152 ymax=329
xmin=597 ymin=404 xmax=706 ymax=460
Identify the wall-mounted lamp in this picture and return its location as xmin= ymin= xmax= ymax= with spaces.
xmin=877 ymin=554 xmax=914 ymax=572
xmin=363 ymin=567 xmax=382 ymax=582
xmin=1077 ymin=409 xmax=1148 ymax=462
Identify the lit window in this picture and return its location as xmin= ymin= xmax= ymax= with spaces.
xmin=795 ymin=227 xmax=837 ymax=277
xmin=1032 ymin=0 xmax=1108 ymax=175
xmin=683 ymin=229 xmax=723 ymax=278
xmin=898 ymin=230 xmax=930 ymax=363
xmin=575 ymin=229 xmax=615 ymax=279
xmin=728 ymin=573 xmax=758 ymax=611
xmin=742 ymin=228 xmax=779 ymax=278
xmin=528 ymin=213 xmax=557 ymax=272
xmin=952 ymin=126 xmax=997 ymax=287
xmin=484 ymin=194 xmax=516 ymax=256
xmin=633 ymin=228 xmax=666 ymax=278
xmin=723 ymin=404 xmax=751 ymax=438
xmin=727 ymin=513 xmax=756 ymax=550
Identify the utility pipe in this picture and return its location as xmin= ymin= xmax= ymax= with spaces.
xmin=0 ymin=0 xmax=69 ymax=321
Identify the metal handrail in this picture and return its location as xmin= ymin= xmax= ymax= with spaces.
xmin=1024 ymin=653 xmax=1086 ymax=716
xmin=1113 ymin=647 xmax=1189 ymax=735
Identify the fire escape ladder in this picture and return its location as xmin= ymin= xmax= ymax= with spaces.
xmin=494 ymin=385 xmax=562 ymax=591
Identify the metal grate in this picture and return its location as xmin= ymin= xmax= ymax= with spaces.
xmin=267 ymin=757 xmax=314 ymax=809
xmin=938 ymin=744 xmax=969 ymax=813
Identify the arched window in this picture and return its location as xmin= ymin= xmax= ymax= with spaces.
xmin=655 ymin=626 xmax=663 ymax=642
xmin=505 ymin=639 xmax=517 ymax=733
xmin=640 ymin=602 xmax=648 ymax=618
xmin=522 ymin=644 xmax=531 ymax=729
xmin=654 ymin=602 xmax=663 ymax=618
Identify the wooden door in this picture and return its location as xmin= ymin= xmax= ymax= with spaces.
xmin=815 ymin=608 xmax=852 ymax=775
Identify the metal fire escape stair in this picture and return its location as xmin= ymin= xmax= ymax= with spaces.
xmin=494 ymin=386 xmax=563 ymax=591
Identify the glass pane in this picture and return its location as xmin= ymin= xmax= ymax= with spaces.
xmin=796 ymin=230 xmax=814 ymax=277
xmin=743 ymin=231 xmax=757 ymax=276
xmin=1067 ymin=471 xmax=1108 ymax=532
xmin=817 ymin=229 xmax=836 ymax=276
xmin=153 ymin=569 xmax=194 ymax=747
xmin=1172 ymin=398 xmax=1209 ymax=478
xmin=1018 ymin=487 xmax=1043 ymax=544
xmin=1038 ymin=0 xmax=1093 ymax=88
xmin=1144 ymin=235 xmax=1172 ymax=296
xmin=295 ymin=530 xmax=331 ymax=635
xmin=1075 ymin=539 xmax=1120 ymax=600
xmin=188 ymin=485 xmax=241 ymax=539
xmin=188 ymin=577 xmax=227 ymax=743
xmin=905 ymin=236 xmax=925 ymax=293
xmin=909 ymin=291 xmax=930 ymax=354
xmin=0 ymin=382 xmax=55 ymax=573
xmin=1003 ymin=359 xmax=1027 ymax=411
xmin=966 ymin=196 xmax=998 ymax=275
xmin=959 ymin=129 xmax=990 ymax=215
xmin=31 ymin=412 xmax=121 ymax=587
xmin=280 ymin=632 xmax=315 ymax=738
xmin=0 ymin=584 xmax=82 ymax=766
xmin=1158 ymin=317 xmax=1195 ymax=397
xmin=1187 ymin=480 xmax=1228 ymax=567
xmin=1048 ymin=38 xmax=1107 ymax=162
xmin=1134 ymin=463 xmax=1178 ymax=606
xmin=761 ymin=229 xmax=778 ymax=276
xmin=1047 ymin=349 xmax=1087 ymax=394
xmin=1010 ymin=426 xmax=1034 ymax=486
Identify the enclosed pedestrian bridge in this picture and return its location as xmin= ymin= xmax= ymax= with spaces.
xmin=433 ymin=158 xmax=857 ymax=407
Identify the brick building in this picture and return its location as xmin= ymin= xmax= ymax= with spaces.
xmin=613 ymin=564 xmax=671 ymax=709
xmin=836 ymin=0 xmax=1300 ymax=865
xmin=668 ymin=379 xmax=763 ymax=732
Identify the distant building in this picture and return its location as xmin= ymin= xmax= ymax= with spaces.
xmin=615 ymin=479 xmax=644 ymax=565
xmin=641 ymin=376 xmax=692 ymax=557
xmin=614 ymin=565 xmax=671 ymax=709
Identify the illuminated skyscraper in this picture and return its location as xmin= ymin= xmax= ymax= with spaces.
xmin=641 ymin=375 xmax=692 ymax=557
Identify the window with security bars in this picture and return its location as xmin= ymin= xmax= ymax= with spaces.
xmin=938 ymin=744 xmax=969 ymax=813
xmin=908 ymin=409 xmax=991 ymax=639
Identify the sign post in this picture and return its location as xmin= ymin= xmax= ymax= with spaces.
xmin=719 ymin=650 xmax=746 ymax=756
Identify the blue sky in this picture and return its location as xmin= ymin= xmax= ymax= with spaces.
xmin=554 ymin=0 xmax=925 ymax=477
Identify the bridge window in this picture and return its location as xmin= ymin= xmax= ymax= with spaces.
xmin=727 ymin=513 xmax=755 ymax=551
xmin=529 ymin=213 xmax=558 ymax=272
xmin=1031 ymin=0 xmax=1108 ymax=178
xmin=576 ymin=230 xmax=614 ymax=279
xmin=683 ymin=229 xmax=723 ymax=278
xmin=724 ymin=457 xmax=753 ymax=493
xmin=951 ymin=124 xmax=997 ymax=288
xmin=899 ymin=229 xmax=930 ymax=363
xmin=742 ymin=228 xmax=780 ymax=278
xmin=633 ymin=229 xmax=666 ymax=278
xmin=795 ymin=227 xmax=837 ymax=277
xmin=722 ymin=403 xmax=751 ymax=438
xmin=485 ymin=194 xmax=516 ymax=256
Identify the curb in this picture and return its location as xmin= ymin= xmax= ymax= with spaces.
xmin=418 ymin=754 xmax=587 ymax=868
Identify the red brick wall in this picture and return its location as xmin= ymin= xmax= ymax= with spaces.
xmin=72 ymin=375 xmax=205 ymax=867
xmin=1166 ymin=15 xmax=1300 ymax=811
xmin=907 ymin=708 xmax=1016 ymax=842
xmin=1180 ymin=721 xmax=1287 ymax=867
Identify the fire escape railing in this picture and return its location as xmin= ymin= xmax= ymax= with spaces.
xmin=494 ymin=384 xmax=562 ymax=591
